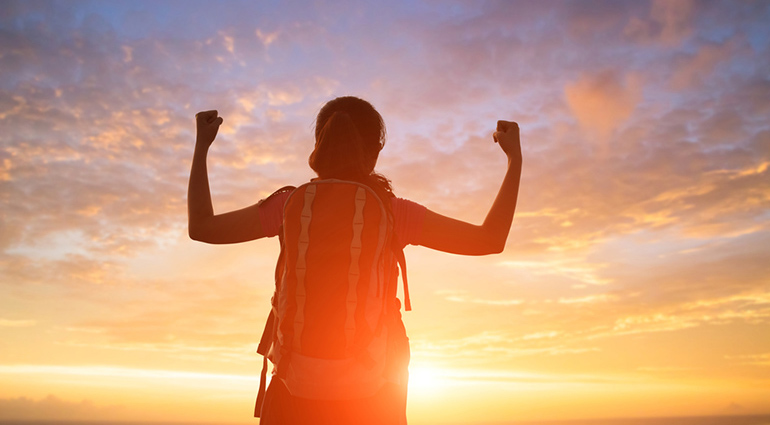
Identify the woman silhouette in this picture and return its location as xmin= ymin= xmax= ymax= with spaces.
xmin=188 ymin=96 xmax=522 ymax=424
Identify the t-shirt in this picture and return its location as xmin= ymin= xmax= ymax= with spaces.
xmin=258 ymin=189 xmax=427 ymax=247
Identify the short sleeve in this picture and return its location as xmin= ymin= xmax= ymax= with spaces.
xmin=258 ymin=190 xmax=291 ymax=238
xmin=391 ymin=197 xmax=427 ymax=247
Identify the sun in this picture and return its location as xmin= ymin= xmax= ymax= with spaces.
xmin=408 ymin=364 xmax=453 ymax=398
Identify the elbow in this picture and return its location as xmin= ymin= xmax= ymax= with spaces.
xmin=189 ymin=221 xmax=225 ymax=244
xmin=481 ymin=231 xmax=507 ymax=255
xmin=469 ymin=237 xmax=506 ymax=256
xmin=470 ymin=243 xmax=504 ymax=256
xmin=188 ymin=224 xmax=206 ymax=242
xmin=486 ymin=241 xmax=506 ymax=255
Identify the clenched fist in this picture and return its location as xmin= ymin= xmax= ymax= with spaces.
xmin=493 ymin=120 xmax=521 ymax=164
xmin=195 ymin=110 xmax=224 ymax=149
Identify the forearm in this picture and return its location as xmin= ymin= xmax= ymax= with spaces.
xmin=187 ymin=144 xmax=214 ymax=237
xmin=480 ymin=158 xmax=522 ymax=251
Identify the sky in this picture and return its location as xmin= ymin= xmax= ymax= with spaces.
xmin=1 ymin=0 xmax=769 ymax=423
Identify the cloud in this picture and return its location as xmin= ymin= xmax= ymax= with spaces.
xmin=725 ymin=353 xmax=770 ymax=367
xmin=565 ymin=70 xmax=642 ymax=143
xmin=521 ymin=331 xmax=560 ymax=340
xmin=1 ymin=253 xmax=125 ymax=289
xmin=439 ymin=290 xmax=524 ymax=306
xmin=0 ymin=11 xmax=340 ymax=263
xmin=256 ymin=28 xmax=279 ymax=47
xmin=558 ymin=294 xmax=616 ymax=304
xmin=582 ymin=288 xmax=770 ymax=340
xmin=623 ymin=0 xmax=695 ymax=46
xmin=0 ymin=318 xmax=36 ymax=327
xmin=2 ymin=0 xmax=764 ymax=267
xmin=619 ymin=159 xmax=770 ymax=238
xmin=669 ymin=38 xmax=740 ymax=91
xmin=0 ymin=394 xmax=124 ymax=420
xmin=411 ymin=331 xmax=599 ymax=365
xmin=498 ymin=259 xmax=612 ymax=286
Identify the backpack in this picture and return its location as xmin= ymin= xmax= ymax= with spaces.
xmin=254 ymin=179 xmax=411 ymax=417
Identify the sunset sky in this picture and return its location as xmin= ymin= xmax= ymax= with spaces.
xmin=1 ymin=0 xmax=770 ymax=423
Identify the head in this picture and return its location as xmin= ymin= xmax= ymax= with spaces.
xmin=309 ymin=96 xmax=386 ymax=181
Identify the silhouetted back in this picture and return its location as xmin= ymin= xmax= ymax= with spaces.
xmin=257 ymin=180 xmax=410 ymax=404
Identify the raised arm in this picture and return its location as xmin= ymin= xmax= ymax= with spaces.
xmin=419 ymin=120 xmax=522 ymax=255
xmin=187 ymin=110 xmax=266 ymax=244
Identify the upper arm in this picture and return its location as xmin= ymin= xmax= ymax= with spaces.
xmin=189 ymin=202 xmax=267 ymax=244
xmin=419 ymin=209 xmax=503 ymax=255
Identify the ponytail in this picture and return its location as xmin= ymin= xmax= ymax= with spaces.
xmin=310 ymin=111 xmax=371 ymax=181
xmin=310 ymin=97 xmax=394 ymax=203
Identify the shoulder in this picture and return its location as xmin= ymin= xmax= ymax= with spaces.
xmin=391 ymin=197 xmax=426 ymax=215
xmin=260 ymin=186 xmax=295 ymax=206
xmin=257 ymin=186 xmax=295 ymax=238
xmin=390 ymin=197 xmax=427 ymax=246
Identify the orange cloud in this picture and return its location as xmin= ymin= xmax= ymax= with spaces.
xmin=564 ymin=70 xmax=642 ymax=144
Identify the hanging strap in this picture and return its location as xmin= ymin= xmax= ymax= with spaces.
xmin=392 ymin=235 xmax=411 ymax=311
xmin=254 ymin=355 xmax=269 ymax=417
xmin=254 ymin=185 xmax=295 ymax=418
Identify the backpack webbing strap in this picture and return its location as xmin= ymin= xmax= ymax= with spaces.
xmin=345 ymin=186 xmax=367 ymax=351
xmin=292 ymin=184 xmax=316 ymax=351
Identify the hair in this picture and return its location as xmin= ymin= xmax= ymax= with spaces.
xmin=309 ymin=96 xmax=394 ymax=201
